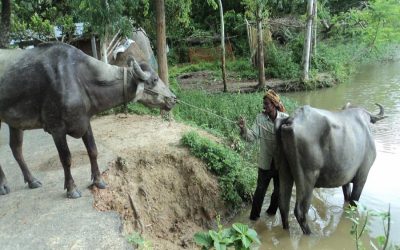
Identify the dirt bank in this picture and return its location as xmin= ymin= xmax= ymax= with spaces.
xmin=90 ymin=114 xmax=229 ymax=249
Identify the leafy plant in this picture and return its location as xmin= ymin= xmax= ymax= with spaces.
xmin=345 ymin=202 xmax=399 ymax=250
xmin=194 ymin=216 xmax=260 ymax=250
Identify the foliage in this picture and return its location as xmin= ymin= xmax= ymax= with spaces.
xmin=181 ymin=131 xmax=256 ymax=206
xmin=345 ymin=202 xmax=399 ymax=250
xmin=224 ymin=10 xmax=249 ymax=57
xmin=194 ymin=216 xmax=260 ymax=250
xmin=69 ymin=0 xmax=132 ymax=38
xmin=327 ymin=0 xmax=400 ymax=46
xmin=264 ymin=42 xmax=301 ymax=79
xmin=10 ymin=0 xmax=61 ymax=42
xmin=127 ymin=231 xmax=152 ymax=250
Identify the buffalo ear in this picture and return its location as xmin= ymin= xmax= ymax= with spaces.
xmin=133 ymin=83 xmax=144 ymax=102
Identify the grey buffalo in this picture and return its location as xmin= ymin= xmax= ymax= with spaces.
xmin=275 ymin=103 xmax=385 ymax=234
xmin=0 ymin=42 xmax=176 ymax=198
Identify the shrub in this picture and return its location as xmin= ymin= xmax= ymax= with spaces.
xmin=181 ymin=131 xmax=256 ymax=207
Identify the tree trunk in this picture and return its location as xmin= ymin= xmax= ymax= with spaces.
xmin=155 ymin=0 xmax=169 ymax=85
xmin=302 ymin=0 xmax=314 ymax=82
xmin=312 ymin=0 xmax=317 ymax=58
xmin=91 ymin=35 xmax=98 ymax=59
xmin=217 ymin=0 xmax=227 ymax=92
xmin=101 ymin=34 xmax=108 ymax=64
xmin=256 ymin=4 xmax=265 ymax=90
xmin=0 ymin=0 xmax=11 ymax=48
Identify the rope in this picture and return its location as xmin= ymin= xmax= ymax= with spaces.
xmin=177 ymin=99 xmax=274 ymax=133
xmin=177 ymin=99 xmax=237 ymax=124
xmin=140 ymin=90 xmax=271 ymax=132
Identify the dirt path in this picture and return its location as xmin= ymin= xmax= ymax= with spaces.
xmin=0 ymin=114 xmax=227 ymax=250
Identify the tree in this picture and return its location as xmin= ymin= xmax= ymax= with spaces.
xmin=242 ymin=0 xmax=268 ymax=89
xmin=217 ymin=0 xmax=228 ymax=92
xmin=207 ymin=0 xmax=227 ymax=92
xmin=255 ymin=3 xmax=266 ymax=89
xmin=302 ymin=0 xmax=314 ymax=82
xmin=155 ymin=0 xmax=168 ymax=85
xmin=0 ymin=0 xmax=11 ymax=48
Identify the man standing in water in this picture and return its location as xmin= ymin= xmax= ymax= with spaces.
xmin=238 ymin=90 xmax=288 ymax=221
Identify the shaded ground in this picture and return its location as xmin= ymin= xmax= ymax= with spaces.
xmin=0 ymin=114 xmax=228 ymax=250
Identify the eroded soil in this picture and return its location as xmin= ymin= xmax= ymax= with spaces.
xmin=90 ymin=114 xmax=228 ymax=249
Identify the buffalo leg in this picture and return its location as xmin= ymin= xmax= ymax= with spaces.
xmin=82 ymin=124 xmax=106 ymax=189
xmin=294 ymin=173 xmax=316 ymax=235
xmin=0 ymin=165 xmax=10 ymax=195
xmin=52 ymin=133 xmax=81 ymax=198
xmin=349 ymin=178 xmax=368 ymax=206
xmin=9 ymin=127 xmax=42 ymax=189
xmin=342 ymin=183 xmax=351 ymax=202
xmin=278 ymin=163 xmax=293 ymax=230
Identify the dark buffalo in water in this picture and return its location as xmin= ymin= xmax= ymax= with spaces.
xmin=0 ymin=42 xmax=176 ymax=198
xmin=275 ymin=103 xmax=385 ymax=234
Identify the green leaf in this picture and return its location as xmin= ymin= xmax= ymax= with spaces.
xmin=349 ymin=218 xmax=359 ymax=225
xmin=246 ymin=229 xmax=261 ymax=244
xmin=241 ymin=235 xmax=251 ymax=248
xmin=375 ymin=235 xmax=386 ymax=247
xmin=221 ymin=228 xmax=232 ymax=239
xmin=209 ymin=230 xmax=221 ymax=241
xmin=214 ymin=241 xmax=227 ymax=250
xmin=232 ymin=223 xmax=248 ymax=234
xmin=194 ymin=232 xmax=213 ymax=248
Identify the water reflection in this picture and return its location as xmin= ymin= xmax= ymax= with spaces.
xmin=234 ymin=59 xmax=400 ymax=249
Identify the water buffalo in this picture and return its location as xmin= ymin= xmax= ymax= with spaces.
xmin=0 ymin=42 xmax=176 ymax=198
xmin=275 ymin=103 xmax=385 ymax=235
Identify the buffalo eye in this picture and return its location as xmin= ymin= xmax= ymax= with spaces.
xmin=152 ymin=76 xmax=158 ymax=86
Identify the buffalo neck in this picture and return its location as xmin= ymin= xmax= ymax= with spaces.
xmin=81 ymin=56 xmax=136 ymax=115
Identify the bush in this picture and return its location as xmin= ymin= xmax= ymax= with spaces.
xmin=181 ymin=131 xmax=256 ymax=207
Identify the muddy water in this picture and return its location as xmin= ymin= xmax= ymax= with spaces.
xmin=234 ymin=59 xmax=400 ymax=249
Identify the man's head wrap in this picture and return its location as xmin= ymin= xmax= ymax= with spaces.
xmin=264 ymin=89 xmax=286 ymax=112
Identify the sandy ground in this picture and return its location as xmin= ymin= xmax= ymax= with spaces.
xmin=0 ymin=114 xmax=228 ymax=250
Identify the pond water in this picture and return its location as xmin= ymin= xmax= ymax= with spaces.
xmin=234 ymin=58 xmax=400 ymax=249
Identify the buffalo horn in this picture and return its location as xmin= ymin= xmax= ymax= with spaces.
xmin=131 ymin=58 xmax=151 ymax=81
xmin=370 ymin=103 xmax=386 ymax=123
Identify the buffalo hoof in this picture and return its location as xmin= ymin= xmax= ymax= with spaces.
xmin=67 ymin=188 xmax=82 ymax=199
xmin=301 ymin=225 xmax=312 ymax=235
xmin=93 ymin=179 xmax=107 ymax=189
xmin=28 ymin=178 xmax=42 ymax=189
xmin=0 ymin=184 xmax=10 ymax=195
